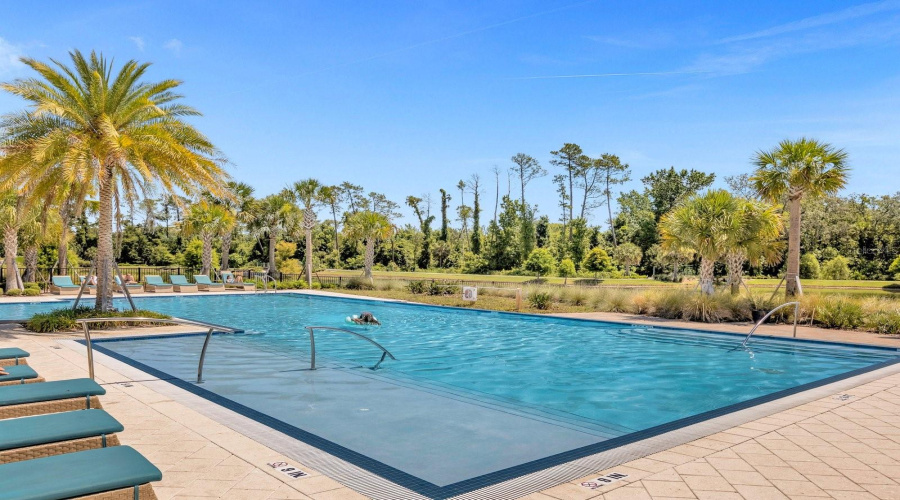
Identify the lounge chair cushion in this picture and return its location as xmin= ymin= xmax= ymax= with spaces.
xmin=145 ymin=276 xmax=168 ymax=286
xmin=0 ymin=409 xmax=123 ymax=451
xmin=194 ymin=275 xmax=223 ymax=286
xmin=170 ymin=275 xmax=190 ymax=285
xmin=0 ymin=445 xmax=162 ymax=499
xmin=0 ymin=348 xmax=29 ymax=362
xmin=51 ymin=276 xmax=79 ymax=288
xmin=0 ymin=365 xmax=40 ymax=384
xmin=0 ymin=378 xmax=105 ymax=407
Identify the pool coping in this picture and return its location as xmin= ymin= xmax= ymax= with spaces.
xmin=63 ymin=292 xmax=900 ymax=499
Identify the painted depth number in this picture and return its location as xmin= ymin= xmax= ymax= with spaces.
xmin=267 ymin=461 xmax=308 ymax=479
xmin=581 ymin=472 xmax=629 ymax=490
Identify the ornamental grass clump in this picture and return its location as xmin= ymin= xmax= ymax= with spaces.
xmin=527 ymin=290 xmax=554 ymax=310
xmin=26 ymin=307 xmax=171 ymax=333
xmin=815 ymin=296 xmax=865 ymax=330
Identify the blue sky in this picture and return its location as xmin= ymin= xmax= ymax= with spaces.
xmin=1 ymin=0 xmax=898 ymax=226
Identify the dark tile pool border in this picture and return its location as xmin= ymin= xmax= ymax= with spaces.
xmin=85 ymin=329 xmax=900 ymax=499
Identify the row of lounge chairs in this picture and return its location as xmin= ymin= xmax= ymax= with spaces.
xmin=0 ymin=347 xmax=162 ymax=499
xmin=49 ymin=272 xmax=256 ymax=295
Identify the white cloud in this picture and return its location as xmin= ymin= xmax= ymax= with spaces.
xmin=129 ymin=36 xmax=145 ymax=51
xmin=0 ymin=37 xmax=23 ymax=76
xmin=719 ymin=0 xmax=900 ymax=44
xmin=163 ymin=38 xmax=183 ymax=55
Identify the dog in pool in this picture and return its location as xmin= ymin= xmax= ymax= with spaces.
xmin=347 ymin=311 xmax=380 ymax=326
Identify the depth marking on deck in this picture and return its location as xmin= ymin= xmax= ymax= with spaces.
xmin=267 ymin=461 xmax=309 ymax=479
xmin=580 ymin=472 xmax=629 ymax=490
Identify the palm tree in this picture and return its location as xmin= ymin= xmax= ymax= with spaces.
xmin=318 ymin=185 xmax=341 ymax=256
xmin=182 ymin=200 xmax=235 ymax=275
xmin=659 ymin=190 xmax=740 ymax=294
xmin=210 ymin=181 xmax=255 ymax=270
xmin=19 ymin=207 xmax=59 ymax=283
xmin=344 ymin=210 xmax=392 ymax=280
xmin=613 ymin=242 xmax=643 ymax=276
xmin=290 ymin=179 xmax=322 ymax=288
xmin=751 ymin=138 xmax=849 ymax=296
xmin=722 ymin=199 xmax=784 ymax=295
xmin=250 ymin=192 xmax=296 ymax=278
xmin=0 ymin=192 xmax=30 ymax=291
xmin=0 ymin=50 xmax=228 ymax=310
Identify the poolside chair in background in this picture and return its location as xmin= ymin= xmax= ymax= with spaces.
xmin=0 ymin=378 xmax=105 ymax=419
xmin=49 ymin=276 xmax=81 ymax=295
xmin=0 ymin=445 xmax=162 ymax=499
xmin=144 ymin=275 xmax=174 ymax=293
xmin=115 ymin=275 xmax=144 ymax=294
xmin=0 ymin=348 xmax=29 ymax=367
xmin=193 ymin=275 xmax=225 ymax=291
xmin=0 ymin=365 xmax=44 ymax=387
xmin=0 ymin=409 xmax=123 ymax=464
xmin=220 ymin=271 xmax=256 ymax=291
xmin=79 ymin=276 xmax=98 ymax=295
xmin=169 ymin=275 xmax=198 ymax=293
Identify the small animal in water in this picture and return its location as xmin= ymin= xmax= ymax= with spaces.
xmin=347 ymin=311 xmax=380 ymax=325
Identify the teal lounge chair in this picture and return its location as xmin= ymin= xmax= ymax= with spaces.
xmin=0 ymin=365 xmax=44 ymax=387
xmin=49 ymin=276 xmax=80 ymax=295
xmin=169 ymin=275 xmax=198 ymax=293
xmin=220 ymin=271 xmax=256 ymax=291
xmin=0 ymin=445 xmax=162 ymax=499
xmin=193 ymin=275 xmax=225 ymax=291
xmin=0 ymin=348 xmax=29 ymax=367
xmin=144 ymin=275 xmax=173 ymax=293
xmin=0 ymin=409 xmax=123 ymax=464
xmin=115 ymin=276 xmax=144 ymax=293
xmin=78 ymin=276 xmax=98 ymax=295
xmin=0 ymin=378 xmax=105 ymax=419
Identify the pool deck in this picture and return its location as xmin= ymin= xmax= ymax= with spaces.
xmin=3 ymin=291 xmax=900 ymax=499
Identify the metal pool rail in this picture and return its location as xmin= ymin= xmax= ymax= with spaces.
xmin=76 ymin=317 xmax=242 ymax=383
xmin=304 ymin=326 xmax=396 ymax=370
xmin=740 ymin=301 xmax=800 ymax=348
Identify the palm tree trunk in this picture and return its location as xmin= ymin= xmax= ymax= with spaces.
xmin=364 ymin=238 xmax=375 ymax=279
xmin=201 ymin=231 xmax=213 ymax=275
xmin=221 ymin=231 xmax=232 ymax=270
xmin=785 ymin=196 xmax=802 ymax=296
xmin=23 ymin=246 xmax=37 ymax=283
xmin=726 ymin=251 xmax=744 ymax=295
xmin=3 ymin=227 xmax=22 ymax=292
xmin=699 ymin=257 xmax=715 ymax=295
xmin=58 ymin=226 xmax=69 ymax=275
xmin=305 ymin=228 xmax=313 ymax=288
xmin=95 ymin=166 xmax=115 ymax=311
xmin=268 ymin=231 xmax=277 ymax=279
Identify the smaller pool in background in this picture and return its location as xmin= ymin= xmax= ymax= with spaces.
xmin=4 ymin=294 xmax=898 ymax=499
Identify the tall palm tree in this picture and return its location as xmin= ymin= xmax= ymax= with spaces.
xmin=182 ymin=200 xmax=235 ymax=275
xmin=0 ymin=50 xmax=228 ymax=310
xmin=290 ymin=179 xmax=322 ymax=288
xmin=344 ymin=210 xmax=392 ymax=280
xmin=751 ymin=138 xmax=849 ymax=296
xmin=0 ymin=191 xmax=32 ymax=291
xmin=722 ymin=199 xmax=784 ymax=295
xmin=209 ymin=181 xmax=254 ymax=270
xmin=659 ymin=190 xmax=740 ymax=294
xmin=318 ymin=185 xmax=341 ymax=255
xmin=250 ymin=192 xmax=296 ymax=278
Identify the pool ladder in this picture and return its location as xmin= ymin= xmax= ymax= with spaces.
xmin=739 ymin=302 xmax=800 ymax=348
xmin=256 ymin=273 xmax=278 ymax=293
xmin=304 ymin=326 xmax=396 ymax=370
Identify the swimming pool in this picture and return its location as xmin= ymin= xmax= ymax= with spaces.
xmin=4 ymin=293 xmax=899 ymax=498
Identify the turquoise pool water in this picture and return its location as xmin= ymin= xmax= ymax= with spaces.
xmin=4 ymin=294 xmax=897 ymax=494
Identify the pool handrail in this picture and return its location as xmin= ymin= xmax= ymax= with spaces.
xmin=304 ymin=326 xmax=396 ymax=370
xmin=740 ymin=301 xmax=800 ymax=348
xmin=75 ymin=317 xmax=241 ymax=383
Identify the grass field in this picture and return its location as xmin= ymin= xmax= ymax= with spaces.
xmin=316 ymin=269 xmax=900 ymax=296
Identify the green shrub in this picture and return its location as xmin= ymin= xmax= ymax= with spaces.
xmin=427 ymin=282 xmax=458 ymax=296
xmin=23 ymin=288 xmax=41 ymax=296
xmin=816 ymin=296 xmax=864 ymax=329
xmin=528 ymin=291 xmax=553 ymax=310
xmin=23 ymin=282 xmax=40 ymax=290
xmin=5 ymin=289 xmax=23 ymax=296
xmin=344 ymin=277 xmax=374 ymax=290
xmin=25 ymin=307 xmax=171 ymax=333
xmin=867 ymin=309 xmax=900 ymax=334
xmin=524 ymin=248 xmax=555 ymax=277
xmin=407 ymin=280 xmax=427 ymax=294
xmin=821 ymin=256 xmax=851 ymax=280
xmin=799 ymin=253 xmax=821 ymax=279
